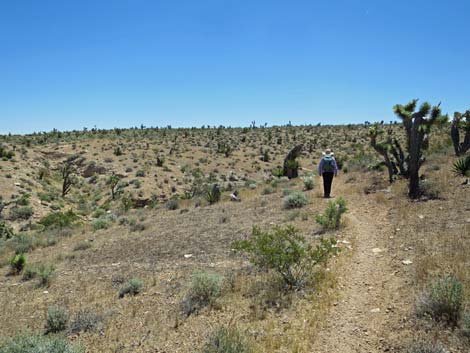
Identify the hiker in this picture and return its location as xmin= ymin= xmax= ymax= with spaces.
xmin=318 ymin=148 xmax=338 ymax=198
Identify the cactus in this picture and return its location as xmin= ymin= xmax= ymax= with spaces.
xmin=451 ymin=110 xmax=470 ymax=156
xmin=393 ymin=99 xmax=447 ymax=199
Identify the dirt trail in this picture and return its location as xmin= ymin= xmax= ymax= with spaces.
xmin=314 ymin=185 xmax=404 ymax=352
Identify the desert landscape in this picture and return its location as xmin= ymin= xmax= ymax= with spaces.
xmin=0 ymin=109 xmax=469 ymax=352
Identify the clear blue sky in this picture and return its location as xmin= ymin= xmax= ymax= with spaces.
xmin=1 ymin=0 xmax=469 ymax=134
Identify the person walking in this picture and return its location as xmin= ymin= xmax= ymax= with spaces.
xmin=318 ymin=148 xmax=338 ymax=198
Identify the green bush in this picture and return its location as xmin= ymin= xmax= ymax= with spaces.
xmin=416 ymin=275 xmax=463 ymax=326
xmin=9 ymin=254 xmax=26 ymax=274
xmin=201 ymin=327 xmax=253 ymax=353
xmin=165 ymin=198 xmax=179 ymax=210
xmin=0 ymin=333 xmax=83 ymax=353
xmin=22 ymin=265 xmax=38 ymax=281
xmin=38 ymin=210 xmax=78 ymax=229
xmin=38 ymin=191 xmax=59 ymax=203
xmin=302 ymin=175 xmax=315 ymax=190
xmin=36 ymin=263 xmax=55 ymax=287
xmin=9 ymin=206 xmax=33 ymax=220
xmin=261 ymin=186 xmax=274 ymax=195
xmin=15 ymin=194 xmax=30 ymax=206
xmin=0 ymin=221 xmax=14 ymax=240
xmin=182 ymin=271 xmax=224 ymax=316
xmin=0 ymin=145 xmax=14 ymax=160
xmin=282 ymin=191 xmax=308 ymax=209
xmin=233 ymin=225 xmax=338 ymax=288
xmin=272 ymin=167 xmax=284 ymax=178
xmin=419 ymin=180 xmax=440 ymax=200
xmin=119 ymin=278 xmax=143 ymax=298
xmin=12 ymin=234 xmax=36 ymax=254
xmin=70 ymin=309 xmax=103 ymax=334
xmin=45 ymin=305 xmax=69 ymax=334
xmin=315 ymin=197 xmax=347 ymax=230
xmin=92 ymin=217 xmax=110 ymax=231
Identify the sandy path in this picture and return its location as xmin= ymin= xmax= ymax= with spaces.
xmin=314 ymin=185 xmax=404 ymax=352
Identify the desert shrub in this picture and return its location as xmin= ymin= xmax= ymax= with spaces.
xmin=282 ymin=191 xmax=308 ymax=209
xmin=272 ymin=167 xmax=284 ymax=178
xmin=0 ymin=145 xmax=15 ymax=160
xmin=36 ymin=263 xmax=55 ymax=287
xmin=419 ymin=180 xmax=441 ymax=200
xmin=261 ymin=186 xmax=274 ymax=195
xmin=346 ymin=152 xmax=376 ymax=172
xmin=38 ymin=191 xmax=59 ymax=203
xmin=0 ymin=221 xmax=14 ymax=240
xmin=120 ymin=194 xmax=133 ymax=211
xmin=15 ymin=194 xmax=30 ymax=206
xmin=39 ymin=210 xmax=78 ymax=229
xmin=315 ymin=197 xmax=347 ymax=230
xmin=9 ymin=206 xmax=33 ymax=220
xmin=92 ymin=217 xmax=111 ymax=231
xmin=119 ymin=278 xmax=143 ymax=298
xmin=135 ymin=170 xmax=145 ymax=177
xmin=200 ymin=327 xmax=253 ymax=353
xmin=165 ymin=198 xmax=179 ymax=210
xmin=45 ymin=305 xmax=69 ymax=334
xmin=22 ymin=263 xmax=40 ymax=281
xmin=129 ymin=219 xmax=145 ymax=232
xmin=405 ymin=340 xmax=447 ymax=353
xmin=461 ymin=311 xmax=470 ymax=338
xmin=416 ymin=275 xmax=463 ymax=326
xmin=182 ymin=271 xmax=224 ymax=316
xmin=9 ymin=254 xmax=26 ymax=274
xmin=0 ymin=333 xmax=83 ymax=353
xmin=69 ymin=309 xmax=103 ymax=334
xmin=73 ymin=241 xmax=91 ymax=251
xmin=302 ymin=175 xmax=315 ymax=190
xmin=12 ymin=234 xmax=36 ymax=254
xmin=233 ymin=225 xmax=338 ymax=288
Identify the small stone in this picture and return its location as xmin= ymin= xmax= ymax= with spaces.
xmin=418 ymin=215 xmax=424 ymax=219
xmin=184 ymin=254 xmax=193 ymax=259
xmin=43 ymin=291 xmax=49 ymax=294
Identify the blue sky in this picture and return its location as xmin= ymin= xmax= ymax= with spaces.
xmin=1 ymin=0 xmax=469 ymax=134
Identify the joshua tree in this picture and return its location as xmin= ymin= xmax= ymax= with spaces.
xmin=451 ymin=110 xmax=470 ymax=156
xmin=393 ymin=99 xmax=447 ymax=199
xmin=61 ymin=160 xmax=76 ymax=197
xmin=283 ymin=144 xmax=303 ymax=179
xmin=107 ymin=174 xmax=121 ymax=199
xmin=368 ymin=125 xmax=398 ymax=183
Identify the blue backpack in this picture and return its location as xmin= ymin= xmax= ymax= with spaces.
xmin=323 ymin=156 xmax=334 ymax=173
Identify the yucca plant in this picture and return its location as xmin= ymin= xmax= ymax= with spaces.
xmin=452 ymin=155 xmax=470 ymax=184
